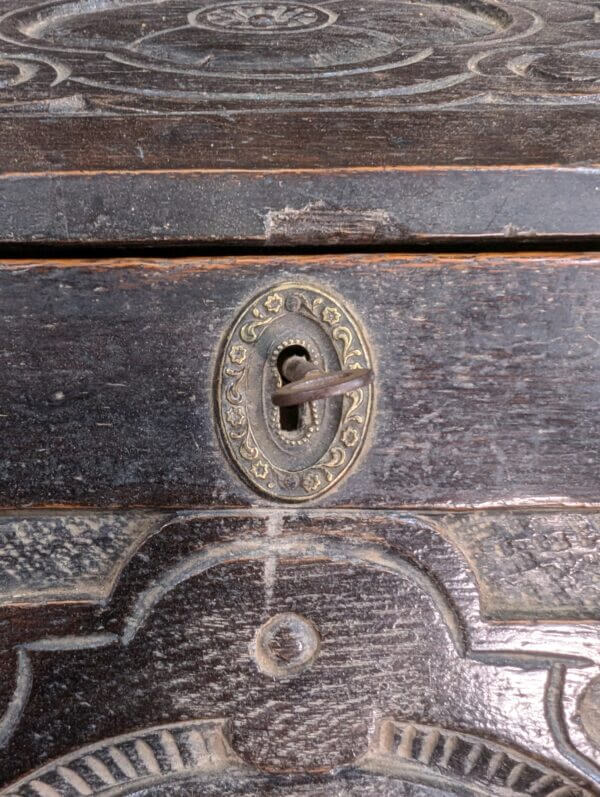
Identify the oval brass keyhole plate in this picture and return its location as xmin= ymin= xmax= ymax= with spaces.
xmin=216 ymin=282 xmax=374 ymax=502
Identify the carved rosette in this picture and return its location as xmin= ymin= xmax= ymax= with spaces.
xmin=216 ymin=282 xmax=373 ymax=501
xmin=191 ymin=2 xmax=337 ymax=34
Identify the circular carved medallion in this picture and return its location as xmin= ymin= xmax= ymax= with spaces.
xmin=0 ymin=0 xmax=545 ymax=110
xmin=215 ymin=283 xmax=373 ymax=502
xmin=190 ymin=2 xmax=337 ymax=34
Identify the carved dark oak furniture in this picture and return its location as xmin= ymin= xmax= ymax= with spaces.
xmin=1 ymin=1 xmax=600 ymax=795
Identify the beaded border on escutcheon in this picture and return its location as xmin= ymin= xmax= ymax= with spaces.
xmin=270 ymin=337 xmax=321 ymax=448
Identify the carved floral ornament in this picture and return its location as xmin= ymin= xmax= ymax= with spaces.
xmin=0 ymin=0 xmax=598 ymax=113
xmin=192 ymin=2 xmax=337 ymax=33
xmin=216 ymin=282 xmax=373 ymax=501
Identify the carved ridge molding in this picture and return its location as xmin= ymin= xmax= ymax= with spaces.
xmin=1 ymin=718 xmax=593 ymax=796
xmin=361 ymin=719 xmax=592 ymax=796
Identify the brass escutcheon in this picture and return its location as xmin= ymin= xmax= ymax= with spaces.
xmin=215 ymin=282 xmax=373 ymax=501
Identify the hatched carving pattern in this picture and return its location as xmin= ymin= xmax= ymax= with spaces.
xmin=362 ymin=720 xmax=589 ymax=796
xmin=2 ymin=720 xmax=245 ymax=795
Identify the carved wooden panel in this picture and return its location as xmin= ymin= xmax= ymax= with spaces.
xmin=0 ymin=0 xmax=598 ymax=115
xmin=1 ymin=9 xmax=599 ymax=791
xmin=0 ymin=1 xmax=598 ymax=244
xmin=1 ymin=510 xmax=599 ymax=793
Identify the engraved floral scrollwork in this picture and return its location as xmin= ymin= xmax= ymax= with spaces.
xmin=302 ymin=471 xmax=322 ymax=493
xmin=251 ymin=460 xmax=269 ymax=479
xmin=240 ymin=309 xmax=278 ymax=343
xmin=318 ymin=446 xmax=345 ymax=481
xmin=239 ymin=427 xmax=260 ymax=461
xmin=226 ymin=406 xmax=246 ymax=428
xmin=224 ymin=366 xmax=246 ymax=405
xmin=322 ymin=306 xmax=341 ymax=326
xmin=217 ymin=282 xmax=373 ymax=501
xmin=293 ymin=444 xmax=349 ymax=493
xmin=343 ymin=389 xmax=365 ymax=427
xmin=296 ymin=293 xmax=324 ymax=320
xmin=229 ymin=344 xmax=248 ymax=364
xmin=342 ymin=427 xmax=360 ymax=448
xmin=274 ymin=472 xmax=300 ymax=491
xmin=333 ymin=326 xmax=363 ymax=366
xmin=264 ymin=292 xmax=284 ymax=313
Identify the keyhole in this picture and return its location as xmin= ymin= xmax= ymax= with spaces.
xmin=276 ymin=345 xmax=310 ymax=431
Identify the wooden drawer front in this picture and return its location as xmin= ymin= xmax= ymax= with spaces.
xmin=1 ymin=253 xmax=600 ymax=509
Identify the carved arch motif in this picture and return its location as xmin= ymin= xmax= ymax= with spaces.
xmin=1 ymin=719 xmax=248 ymax=796
xmin=361 ymin=720 xmax=592 ymax=797
xmin=1 ymin=512 xmax=600 ymax=792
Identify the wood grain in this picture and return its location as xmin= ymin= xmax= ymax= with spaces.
xmin=2 ymin=508 xmax=599 ymax=619
xmin=2 ymin=253 xmax=600 ymax=509
xmin=1 ymin=166 xmax=600 ymax=246
xmin=1 ymin=4 xmax=599 ymax=793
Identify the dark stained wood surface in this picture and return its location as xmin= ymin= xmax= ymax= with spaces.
xmin=1 ymin=510 xmax=599 ymax=794
xmin=0 ymin=0 xmax=599 ymax=245
xmin=1 ymin=509 xmax=598 ymax=621
xmin=2 ymin=166 xmax=600 ymax=247
xmin=2 ymin=109 xmax=599 ymax=173
xmin=2 ymin=3 xmax=599 ymax=791
xmin=2 ymin=252 xmax=600 ymax=509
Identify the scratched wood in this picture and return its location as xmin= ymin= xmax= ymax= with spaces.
xmin=1 ymin=166 xmax=600 ymax=247
xmin=1 ymin=253 xmax=600 ymax=509
xmin=1 ymin=511 xmax=599 ymax=794
xmin=0 ymin=0 xmax=599 ymax=245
